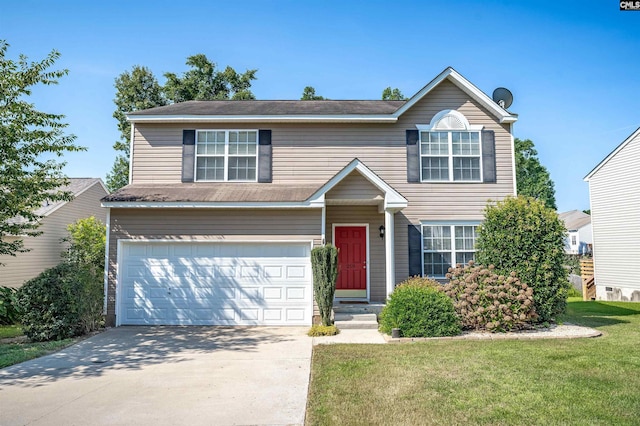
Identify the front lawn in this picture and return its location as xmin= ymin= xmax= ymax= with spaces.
xmin=0 ymin=325 xmax=78 ymax=369
xmin=306 ymin=298 xmax=640 ymax=425
xmin=0 ymin=324 xmax=23 ymax=339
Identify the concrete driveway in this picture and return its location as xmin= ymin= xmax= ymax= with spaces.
xmin=0 ymin=326 xmax=312 ymax=426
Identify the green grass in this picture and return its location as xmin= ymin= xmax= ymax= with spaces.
xmin=0 ymin=325 xmax=80 ymax=369
xmin=0 ymin=324 xmax=23 ymax=339
xmin=0 ymin=338 xmax=77 ymax=368
xmin=306 ymin=298 xmax=640 ymax=425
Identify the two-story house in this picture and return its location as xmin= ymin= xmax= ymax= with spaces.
xmin=101 ymin=67 xmax=517 ymax=327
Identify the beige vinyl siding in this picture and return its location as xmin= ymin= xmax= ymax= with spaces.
xmin=326 ymin=171 xmax=383 ymax=202
xmin=106 ymin=208 xmax=321 ymax=323
xmin=127 ymin=80 xmax=515 ymax=289
xmin=589 ymin=132 xmax=640 ymax=299
xmin=325 ymin=206 xmax=386 ymax=302
xmin=0 ymin=183 xmax=108 ymax=288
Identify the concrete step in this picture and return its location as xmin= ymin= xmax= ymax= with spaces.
xmin=334 ymin=313 xmax=377 ymax=322
xmin=334 ymin=320 xmax=379 ymax=330
xmin=333 ymin=303 xmax=385 ymax=315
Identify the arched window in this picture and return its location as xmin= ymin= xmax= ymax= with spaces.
xmin=417 ymin=110 xmax=484 ymax=182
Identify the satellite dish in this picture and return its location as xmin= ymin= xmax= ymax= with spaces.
xmin=492 ymin=87 xmax=513 ymax=109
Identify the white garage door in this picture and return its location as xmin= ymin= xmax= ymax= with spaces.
xmin=118 ymin=242 xmax=312 ymax=326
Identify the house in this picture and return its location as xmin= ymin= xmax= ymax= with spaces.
xmin=558 ymin=210 xmax=592 ymax=255
xmin=1 ymin=178 xmax=109 ymax=288
xmin=584 ymin=127 xmax=640 ymax=302
xmin=101 ymin=67 xmax=518 ymax=327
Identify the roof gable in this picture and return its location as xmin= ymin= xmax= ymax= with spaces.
xmin=393 ymin=67 xmax=516 ymax=124
xmin=126 ymin=67 xmax=517 ymax=125
xmin=584 ymin=127 xmax=640 ymax=181
xmin=308 ymin=159 xmax=407 ymax=210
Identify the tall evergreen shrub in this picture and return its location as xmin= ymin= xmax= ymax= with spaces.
xmin=475 ymin=196 xmax=569 ymax=322
xmin=311 ymin=245 xmax=338 ymax=326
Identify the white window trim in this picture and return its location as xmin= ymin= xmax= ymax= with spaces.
xmin=420 ymin=221 xmax=480 ymax=278
xmin=194 ymin=129 xmax=259 ymax=182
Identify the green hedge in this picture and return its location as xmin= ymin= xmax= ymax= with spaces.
xmin=380 ymin=280 xmax=460 ymax=338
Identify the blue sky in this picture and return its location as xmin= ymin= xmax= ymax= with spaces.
xmin=2 ymin=0 xmax=638 ymax=212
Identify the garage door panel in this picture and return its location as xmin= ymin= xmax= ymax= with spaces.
xmin=119 ymin=242 xmax=312 ymax=325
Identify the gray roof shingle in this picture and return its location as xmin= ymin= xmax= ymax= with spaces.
xmin=102 ymin=183 xmax=320 ymax=203
xmin=127 ymin=100 xmax=407 ymax=116
xmin=559 ymin=210 xmax=591 ymax=231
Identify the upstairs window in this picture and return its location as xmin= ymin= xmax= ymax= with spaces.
xmin=195 ymin=130 xmax=258 ymax=181
xmin=418 ymin=110 xmax=483 ymax=182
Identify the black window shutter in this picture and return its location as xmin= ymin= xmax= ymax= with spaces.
xmin=408 ymin=224 xmax=422 ymax=277
xmin=258 ymin=129 xmax=272 ymax=183
xmin=406 ymin=129 xmax=420 ymax=183
xmin=182 ymin=130 xmax=196 ymax=183
xmin=482 ymin=130 xmax=496 ymax=183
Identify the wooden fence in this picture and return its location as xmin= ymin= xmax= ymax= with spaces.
xmin=580 ymin=259 xmax=596 ymax=301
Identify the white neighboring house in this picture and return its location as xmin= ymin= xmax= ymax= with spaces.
xmin=0 ymin=178 xmax=109 ymax=288
xmin=584 ymin=127 xmax=640 ymax=302
xmin=558 ymin=210 xmax=592 ymax=255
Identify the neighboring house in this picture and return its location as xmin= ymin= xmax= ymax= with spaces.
xmin=558 ymin=210 xmax=592 ymax=255
xmin=1 ymin=178 xmax=109 ymax=288
xmin=101 ymin=67 xmax=518 ymax=326
xmin=584 ymin=127 xmax=640 ymax=302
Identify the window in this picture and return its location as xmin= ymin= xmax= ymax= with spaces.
xmin=195 ymin=130 xmax=258 ymax=181
xmin=418 ymin=110 xmax=483 ymax=182
xmin=571 ymin=235 xmax=577 ymax=246
xmin=422 ymin=224 xmax=478 ymax=277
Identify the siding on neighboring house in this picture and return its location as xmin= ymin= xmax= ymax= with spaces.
xmin=106 ymin=208 xmax=322 ymax=323
xmin=588 ymin=130 xmax=640 ymax=301
xmin=0 ymin=182 xmax=108 ymax=288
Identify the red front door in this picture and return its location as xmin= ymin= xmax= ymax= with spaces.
xmin=334 ymin=226 xmax=367 ymax=293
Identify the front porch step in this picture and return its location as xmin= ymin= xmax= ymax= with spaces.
xmin=333 ymin=312 xmax=379 ymax=330
xmin=333 ymin=303 xmax=385 ymax=315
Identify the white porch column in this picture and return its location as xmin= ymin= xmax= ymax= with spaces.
xmin=385 ymin=209 xmax=395 ymax=298
xmin=321 ymin=206 xmax=326 ymax=245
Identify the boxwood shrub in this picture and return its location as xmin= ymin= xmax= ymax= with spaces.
xmin=380 ymin=278 xmax=460 ymax=338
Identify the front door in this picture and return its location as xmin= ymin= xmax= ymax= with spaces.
xmin=334 ymin=225 xmax=367 ymax=299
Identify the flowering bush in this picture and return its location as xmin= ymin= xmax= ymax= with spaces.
xmin=380 ymin=278 xmax=460 ymax=338
xmin=443 ymin=261 xmax=537 ymax=332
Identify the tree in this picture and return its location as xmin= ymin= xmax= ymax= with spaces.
xmin=475 ymin=196 xmax=569 ymax=323
xmin=583 ymin=209 xmax=591 ymax=215
xmin=164 ymin=54 xmax=257 ymax=102
xmin=64 ymin=216 xmax=106 ymax=271
xmin=0 ymin=41 xmax=84 ymax=259
xmin=381 ymin=87 xmax=407 ymax=100
xmin=514 ymin=138 xmax=557 ymax=209
xmin=300 ymin=86 xmax=325 ymax=100
xmin=106 ymin=66 xmax=166 ymax=191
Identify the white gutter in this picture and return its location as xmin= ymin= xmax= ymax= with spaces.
xmin=126 ymin=115 xmax=398 ymax=124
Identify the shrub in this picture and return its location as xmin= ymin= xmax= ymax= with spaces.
xmin=17 ymin=262 xmax=103 ymax=341
xmin=444 ymin=262 xmax=537 ymax=332
xmin=0 ymin=286 xmax=21 ymax=325
xmin=307 ymin=325 xmax=340 ymax=336
xmin=475 ymin=196 xmax=570 ymax=323
xmin=311 ymin=244 xmax=339 ymax=326
xmin=64 ymin=216 xmax=106 ymax=270
xmin=380 ymin=279 xmax=460 ymax=338
xmin=18 ymin=263 xmax=82 ymax=341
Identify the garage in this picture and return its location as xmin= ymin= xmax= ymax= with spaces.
xmin=117 ymin=241 xmax=312 ymax=326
